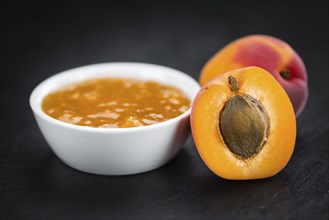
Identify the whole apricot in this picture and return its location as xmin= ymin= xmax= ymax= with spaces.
xmin=199 ymin=35 xmax=308 ymax=116
xmin=191 ymin=67 xmax=296 ymax=180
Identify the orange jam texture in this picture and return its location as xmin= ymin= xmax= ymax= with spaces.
xmin=42 ymin=78 xmax=191 ymax=128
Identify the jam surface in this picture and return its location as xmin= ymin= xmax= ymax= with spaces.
xmin=42 ymin=78 xmax=191 ymax=128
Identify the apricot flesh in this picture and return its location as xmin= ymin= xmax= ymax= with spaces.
xmin=191 ymin=67 xmax=296 ymax=180
xmin=199 ymin=35 xmax=308 ymax=116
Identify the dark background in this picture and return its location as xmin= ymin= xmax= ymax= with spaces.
xmin=1 ymin=1 xmax=328 ymax=219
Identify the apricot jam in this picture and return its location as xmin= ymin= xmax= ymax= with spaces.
xmin=42 ymin=78 xmax=191 ymax=128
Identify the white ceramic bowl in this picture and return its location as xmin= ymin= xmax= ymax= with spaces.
xmin=30 ymin=62 xmax=200 ymax=175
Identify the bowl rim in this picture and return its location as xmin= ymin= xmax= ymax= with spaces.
xmin=30 ymin=62 xmax=201 ymax=133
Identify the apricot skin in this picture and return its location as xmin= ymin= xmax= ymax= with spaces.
xmin=199 ymin=35 xmax=308 ymax=117
xmin=191 ymin=67 xmax=296 ymax=180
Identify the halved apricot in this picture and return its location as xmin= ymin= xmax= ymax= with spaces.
xmin=190 ymin=66 xmax=296 ymax=180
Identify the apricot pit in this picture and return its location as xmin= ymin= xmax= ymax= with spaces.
xmin=220 ymin=76 xmax=270 ymax=160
